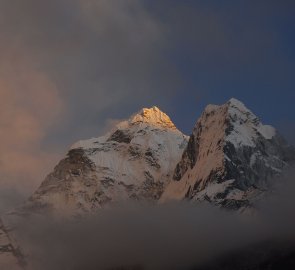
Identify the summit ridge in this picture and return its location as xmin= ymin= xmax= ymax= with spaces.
xmin=128 ymin=106 xmax=177 ymax=129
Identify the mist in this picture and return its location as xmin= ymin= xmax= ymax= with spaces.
xmin=7 ymin=167 xmax=294 ymax=270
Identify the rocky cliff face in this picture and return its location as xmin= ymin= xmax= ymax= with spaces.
xmin=0 ymin=219 xmax=24 ymax=270
xmin=23 ymin=106 xmax=188 ymax=215
xmin=161 ymin=98 xmax=295 ymax=210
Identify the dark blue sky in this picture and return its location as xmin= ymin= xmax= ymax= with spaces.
xmin=142 ymin=1 xmax=295 ymax=141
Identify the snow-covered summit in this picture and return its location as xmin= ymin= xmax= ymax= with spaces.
xmin=226 ymin=98 xmax=276 ymax=147
xmin=72 ymin=106 xmax=183 ymax=151
xmin=228 ymin=97 xmax=249 ymax=110
xmin=198 ymin=98 xmax=276 ymax=149
xmin=116 ymin=106 xmax=177 ymax=130
xmin=161 ymin=98 xmax=294 ymax=210
xmin=25 ymin=106 xmax=188 ymax=215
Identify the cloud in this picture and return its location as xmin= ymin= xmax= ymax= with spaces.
xmin=0 ymin=188 xmax=26 ymax=215
xmin=0 ymin=43 xmax=64 ymax=193
xmin=14 ymin=203 xmax=260 ymax=270
xmin=0 ymin=0 xmax=178 ymax=123
xmin=3 ymin=166 xmax=291 ymax=270
xmin=0 ymin=0 xmax=173 ymax=195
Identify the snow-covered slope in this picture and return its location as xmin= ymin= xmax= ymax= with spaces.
xmin=24 ymin=106 xmax=188 ymax=215
xmin=161 ymin=98 xmax=295 ymax=210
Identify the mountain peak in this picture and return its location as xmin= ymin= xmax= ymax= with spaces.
xmin=227 ymin=97 xmax=255 ymax=116
xmin=27 ymin=105 xmax=188 ymax=215
xmin=161 ymin=98 xmax=292 ymax=208
xmin=228 ymin=97 xmax=246 ymax=107
xmin=225 ymin=98 xmax=276 ymax=146
xmin=129 ymin=106 xmax=177 ymax=129
xmin=203 ymin=98 xmax=250 ymax=115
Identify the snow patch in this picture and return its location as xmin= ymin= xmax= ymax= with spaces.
xmin=228 ymin=98 xmax=250 ymax=112
xmin=226 ymin=98 xmax=276 ymax=147
xmin=193 ymin=180 xmax=235 ymax=201
xmin=257 ymin=125 xmax=276 ymax=140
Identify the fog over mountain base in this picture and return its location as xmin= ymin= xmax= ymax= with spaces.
xmin=0 ymin=99 xmax=294 ymax=270
xmin=6 ymin=167 xmax=294 ymax=270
